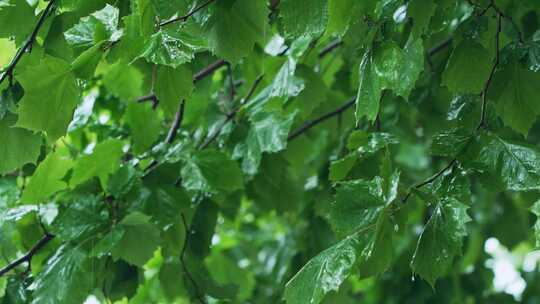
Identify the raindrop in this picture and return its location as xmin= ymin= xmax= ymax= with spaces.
xmin=394 ymin=224 xmax=399 ymax=232
xmin=411 ymin=275 xmax=416 ymax=282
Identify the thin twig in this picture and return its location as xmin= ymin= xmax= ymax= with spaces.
xmin=193 ymin=60 xmax=227 ymax=83
xmin=159 ymin=0 xmax=216 ymax=27
xmin=198 ymin=75 xmax=264 ymax=150
xmin=401 ymin=159 xmax=458 ymax=204
xmin=477 ymin=12 xmax=501 ymax=130
xmin=287 ymin=97 xmax=356 ymax=141
xmin=137 ymin=94 xmax=159 ymax=109
xmin=180 ymin=213 xmax=206 ymax=304
xmin=165 ymin=100 xmax=186 ymax=144
xmin=0 ymin=0 xmax=56 ymax=87
xmin=0 ymin=234 xmax=54 ymax=277
xmin=318 ymin=40 xmax=343 ymax=58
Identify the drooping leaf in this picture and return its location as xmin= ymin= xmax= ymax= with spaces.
xmin=16 ymin=55 xmax=79 ymax=140
xmin=442 ymin=40 xmax=492 ymax=94
xmin=490 ymin=64 xmax=540 ymax=135
xmin=410 ymin=198 xmax=471 ymax=287
xmin=124 ymin=102 xmax=161 ymax=154
xmin=280 ymin=0 xmax=328 ymax=39
xmin=31 ymin=245 xmax=91 ymax=304
xmin=111 ymin=212 xmax=160 ymax=266
xmin=20 ymin=152 xmax=73 ymax=204
xmin=472 ymin=134 xmax=540 ymax=191
xmin=181 ymin=150 xmax=243 ymax=194
xmin=70 ymin=138 xmax=124 ymax=188
xmin=154 ymin=65 xmax=193 ymax=116
xmin=205 ymin=0 xmax=268 ymax=63
xmin=51 ymin=195 xmax=108 ymax=241
xmin=0 ymin=114 xmax=41 ymax=175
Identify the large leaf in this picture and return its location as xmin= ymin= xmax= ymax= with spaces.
xmin=442 ymin=40 xmax=492 ymax=94
xmin=411 ymin=198 xmax=471 ymax=287
xmin=124 ymin=102 xmax=161 ymax=154
xmin=16 ymin=56 xmax=79 ymax=140
xmin=31 ymin=245 xmax=91 ymax=304
xmin=70 ymin=138 xmax=124 ymax=188
xmin=472 ymin=134 xmax=540 ymax=191
xmin=280 ymin=0 xmax=328 ymax=39
xmin=181 ymin=150 xmax=244 ymax=194
xmin=205 ymin=0 xmax=268 ymax=63
xmin=154 ymin=65 xmax=193 ymax=116
xmin=111 ymin=212 xmax=160 ymax=266
xmin=490 ymin=64 xmax=540 ymax=135
xmin=20 ymin=152 xmax=73 ymax=204
xmin=0 ymin=114 xmax=41 ymax=175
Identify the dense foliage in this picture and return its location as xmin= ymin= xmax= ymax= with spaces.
xmin=1 ymin=0 xmax=540 ymax=303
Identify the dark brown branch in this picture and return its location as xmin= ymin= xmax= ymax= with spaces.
xmin=137 ymin=94 xmax=159 ymax=109
xmin=159 ymin=0 xmax=216 ymax=27
xmin=477 ymin=12 xmax=501 ymax=130
xmin=180 ymin=213 xmax=206 ymax=304
xmin=318 ymin=40 xmax=343 ymax=58
xmin=0 ymin=233 xmax=54 ymax=277
xmin=287 ymin=97 xmax=356 ymax=141
xmin=0 ymin=0 xmax=55 ymax=86
xmin=198 ymin=75 xmax=264 ymax=150
xmin=194 ymin=60 xmax=227 ymax=83
xmin=165 ymin=100 xmax=186 ymax=144
xmin=428 ymin=38 xmax=452 ymax=57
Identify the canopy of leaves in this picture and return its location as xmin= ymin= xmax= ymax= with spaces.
xmin=1 ymin=0 xmax=540 ymax=303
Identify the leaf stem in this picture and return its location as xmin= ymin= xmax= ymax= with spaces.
xmin=159 ymin=0 xmax=216 ymax=27
xmin=180 ymin=213 xmax=207 ymax=304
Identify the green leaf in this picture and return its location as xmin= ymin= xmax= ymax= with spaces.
xmin=329 ymin=176 xmax=389 ymax=236
xmin=235 ymin=111 xmax=296 ymax=175
xmin=181 ymin=150 xmax=243 ymax=194
xmin=71 ymin=41 xmax=105 ymax=79
xmin=124 ymin=103 xmax=161 ymax=154
xmin=16 ymin=55 xmax=79 ymax=140
xmin=20 ymin=152 xmax=73 ymax=204
xmin=329 ymin=154 xmax=357 ymax=182
xmin=408 ymin=0 xmax=436 ymax=38
xmin=64 ymin=4 xmax=122 ymax=48
xmin=31 ymin=245 xmax=91 ymax=304
xmin=472 ymin=134 xmax=540 ymax=191
xmin=102 ymin=61 xmax=143 ymax=101
xmin=280 ymin=0 xmax=328 ymax=39
xmin=51 ymin=195 xmax=108 ymax=241
xmin=139 ymin=30 xmax=203 ymax=67
xmin=0 ymin=114 xmax=41 ymax=175
xmin=356 ymin=38 xmax=424 ymax=124
xmin=411 ymin=198 xmax=471 ymax=287
xmin=327 ymin=0 xmax=357 ymax=37
xmin=111 ymin=212 xmax=160 ymax=266
xmin=205 ymin=0 xmax=268 ymax=63
xmin=188 ymin=199 xmax=218 ymax=258
xmin=284 ymin=234 xmax=360 ymax=304
xmin=70 ymin=138 xmax=124 ymax=188
xmin=154 ymin=65 xmax=193 ymax=116
xmin=442 ymin=40 xmax=492 ymax=94
xmin=0 ymin=0 xmax=35 ymax=41
xmin=490 ymin=64 xmax=540 ymax=135
xmin=355 ymin=50 xmax=381 ymax=123
xmin=430 ymin=129 xmax=473 ymax=157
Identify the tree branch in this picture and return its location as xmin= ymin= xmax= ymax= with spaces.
xmin=287 ymin=97 xmax=356 ymax=141
xmin=0 ymin=233 xmax=54 ymax=277
xmin=0 ymin=0 xmax=56 ymax=87
xmin=318 ymin=39 xmax=343 ymax=58
xmin=401 ymin=159 xmax=458 ymax=204
xmin=194 ymin=60 xmax=227 ymax=83
xmin=198 ymin=75 xmax=264 ymax=150
xmin=165 ymin=100 xmax=186 ymax=144
xmin=159 ymin=0 xmax=216 ymax=27
xmin=477 ymin=12 xmax=501 ymax=130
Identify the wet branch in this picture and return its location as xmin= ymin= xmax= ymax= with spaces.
xmin=0 ymin=0 xmax=56 ymax=87
xmin=0 ymin=233 xmax=54 ymax=277
xmin=159 ymin=0 xmax=216 ymax=27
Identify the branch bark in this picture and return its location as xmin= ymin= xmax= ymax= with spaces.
xmin=287 ymin=97 xmax=356 ymax=141
xmin=0 ymin=0 xmax=56 ymax=86
xmin=0 ymin=233 xmax=54 ymax=277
